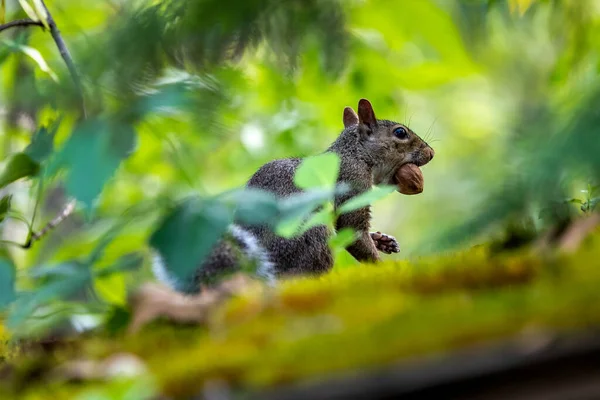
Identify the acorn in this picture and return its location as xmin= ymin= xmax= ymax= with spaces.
xmin=394 ymin=163 xmax=424 ymax=195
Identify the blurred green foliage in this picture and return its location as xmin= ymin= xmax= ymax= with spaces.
xmin=0 ymin=0 xmax=599 ymax=340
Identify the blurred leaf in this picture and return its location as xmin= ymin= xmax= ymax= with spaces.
xmin=337 ymin=185 xmax=396 ymax=215
xmin=104 ymin=305 xmax=131 ymax=336
xmin=330 ymin=228 xmax=360 ymax=270
xmin=294 ymin=153 xmax=340 ymax=189
xmin=278 ymin=187 xmax=339 ymax=224
xmin=0 ymin=0 xmax=5 ymax=24
xmin=301 ymin=204 xmax=334 ymax=231
xmin=0 ymin=258 xmax=16 ymax=310
xmin=0 ymin=44 xmax=11 ymax=65
xmin=2 ymin=40 xmax=57 ymax=81
xmin=225 ymin=188 xmax=280 ymax=226
xmin=94 ymin=272 xmax=126 ymax=307
xmin=509 ymin=0 xmax=536 ymax=16
xmin=94 ymin=253 xmax=143 ymax=278
xmin=0 ymin=194 xmax=11 ymax=223
xmin=25 ymin=123 xmax=58 ymax=163
xmin=87 ymin=221 xmax=131 ymax=266
xmin=30 ymin=0 xmax=49 ymax=30
xmin=29 ymin=261 xmax=88 ymax=280
xmin=7 ymin=262 xmax=91 ymax=328
xmin=55 ymin=119 xmax=136 ymax=208
xmin=277 ymin=201 xmax=334 ymax=238
xmin=275 ymin=214 xmax=306 ymax=238
xmin=0 ymin=153 xmax=40 ymax=189
xmin=328 ymin=227 xmax=358 ymax=251
xmin=150 ymin=196 xmax=232 ymax=284
xmin=136 ymin=82 xmax=193 ymax=117
xmin=18 ymin=0 xmax=38 ymax=21
xmin=275 ymin=189 xmax=340 ymax=238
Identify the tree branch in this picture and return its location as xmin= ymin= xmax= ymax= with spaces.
xmin=0 ymin=18 xmax=43 ymax=33
xmin=39 ymin=0 xmax=87 ymax=118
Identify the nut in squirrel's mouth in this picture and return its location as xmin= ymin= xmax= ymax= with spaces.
xmin=390 ymin=147 xmax=433 ymax=195
xmin=393 ymin=162 xmax=425 ymax=195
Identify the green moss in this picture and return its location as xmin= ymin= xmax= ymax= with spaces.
xmin=4 ymin=236 xmax=600 ymax=399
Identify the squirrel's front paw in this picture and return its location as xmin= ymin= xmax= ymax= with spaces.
xmin=370 ymin=231 xmax=400 ymax=254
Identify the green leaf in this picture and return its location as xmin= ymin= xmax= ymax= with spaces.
xmin=149 ymin=196 xmax=232 ymax=287
xmin=294 ymin=152 xmax=340 ymax=190
xmin=274 ymin=185 xmax=349 ymax=238
xmin=337 ymin=185 xmax=396 ymax=215
xmin=0 ymin=153 xmax=40 ymax=189
xmin=328 ymin=227 xmax=358 ymax=251
xmin=29 ymin=261 xmax=88 ymax=280
xmin=0 ymin=0 xmax=5 ymax=24
xmin=53 ymin=119 xmax=136 ymax=208
xmin=30 ymin=0 xmax=50 ymax=30
xmin=279 ymin=187 xmax=341 ymax=221
xmin=18 ymin=0 xmax=38 ymax=22
xmin=7 ymin=262 xmax=91 ymax=328
xmin=94 ymin=253 xmax=143 ymax=278
xmin=136 ymin=83 xmax=192 ymax=117
xmin=104 ymin=305 xmax=131 ymax=336
xmin=281 ymin=203 xmax=334 ymax=239
xmin=275 ymin=214 xmax=306 ymax=238
xmin=330 ymin=228 xmax=360 ymax=270
xmin=0 ymin=258 xmax=16 ymax=310
xmin=25 ymin=123 xmax=58 ymax=163
xmin=223 ymin=188 xmax=280 ymax=226
xmin=300 ymin=204 xmax=334 ymax=232
xmin=2 ymin=40 xmax=57 ymax=81
xmin=0 ymin=194 xmax=11 ymax=223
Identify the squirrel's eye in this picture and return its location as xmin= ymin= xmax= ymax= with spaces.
xmin=393 ymin=127 xmax=409 ymax=139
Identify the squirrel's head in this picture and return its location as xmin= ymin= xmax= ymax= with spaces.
xmin=343 ymin=99 xmax=434 ymax=187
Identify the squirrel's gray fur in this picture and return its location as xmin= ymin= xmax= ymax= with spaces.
xmin=152 ymin=99 xmax=434 ymax=293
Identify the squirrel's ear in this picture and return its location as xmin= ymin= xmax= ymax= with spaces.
xmin=357 ymin=99 xmax=377 ymax=133
xmin=343 ymin=107 xmax=359 ymax=128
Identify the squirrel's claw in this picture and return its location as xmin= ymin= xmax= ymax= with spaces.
xmin=370 ymin=231 xmax=400 ymax=254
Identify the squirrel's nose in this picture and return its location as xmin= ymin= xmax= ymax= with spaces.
xmin=423 ymin=146 xmax=434 ymax=162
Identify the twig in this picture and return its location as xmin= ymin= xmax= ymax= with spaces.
xmin=39 ymin=0 xmax=87 ymax=118
xmin=22 ymin=199 xmax=76 ymax=249
xmin=0 ymin=18 xmax=43 ymax=33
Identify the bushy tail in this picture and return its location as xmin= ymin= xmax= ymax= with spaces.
xmin=151 ymin=224 xmax=276 ymax=293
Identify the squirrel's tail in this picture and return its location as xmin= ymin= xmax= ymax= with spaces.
xmin=151 ymin=224 xmax=275 ymax=293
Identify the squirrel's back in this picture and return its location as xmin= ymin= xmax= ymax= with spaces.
xmin=245 ymin=158 xmax=303 ymax=197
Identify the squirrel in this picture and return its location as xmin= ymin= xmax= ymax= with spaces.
xmin=152 ymin=99 xmax=434 ymax=294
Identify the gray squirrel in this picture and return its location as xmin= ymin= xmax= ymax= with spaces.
xmin=153 ymin=99 xmax=434 ymax=293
